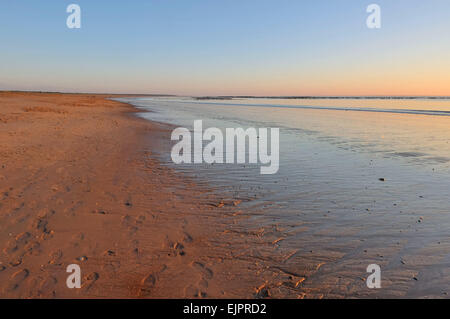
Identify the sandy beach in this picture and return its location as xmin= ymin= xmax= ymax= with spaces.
xmin=0 ymin=92 xmax=274 ymax=298
xmin=2 ymin=2 xmax=450 ymax=305
xmin=1 ymin=92 xmax=449 ymax=299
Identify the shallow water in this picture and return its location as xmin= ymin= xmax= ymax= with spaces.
xmin=119 ymin=97 xmax=450 ymax=298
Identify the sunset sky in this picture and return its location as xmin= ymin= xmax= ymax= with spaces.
xmin=1 ymin=0 xmax=450 ymax=96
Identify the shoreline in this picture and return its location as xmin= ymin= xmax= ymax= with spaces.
xmin=0 ymin=92 xmax=270 ymax=298
xmin=121 ymin=96 xmax=450 ymax=299
xmin=4 ymin=92 xmax=447 ymax=298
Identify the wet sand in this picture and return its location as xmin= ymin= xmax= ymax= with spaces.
xmin=124 ymin=96 xmax=450 ymax=299
xmin=0 ymin=92 xmax=274 ymax=298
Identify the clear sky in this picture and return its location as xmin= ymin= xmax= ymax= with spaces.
xmin=1 ymin=0 xmax=449 ymax=96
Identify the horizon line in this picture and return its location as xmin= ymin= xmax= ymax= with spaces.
xmin=1 ymin=90 xmax=450 ymax=100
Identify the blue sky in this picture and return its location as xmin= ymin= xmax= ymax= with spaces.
xmin=1 ymin=1 xmax=449 ymax=95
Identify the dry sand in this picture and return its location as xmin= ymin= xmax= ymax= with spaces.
xmin=0 ymin=92 xmax=274 ymax=298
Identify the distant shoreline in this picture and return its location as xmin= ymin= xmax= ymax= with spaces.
xmin=194 ymin=96 xmax=450 ymax=100
xmin=1 ymin=90 xmax=449 ymax=100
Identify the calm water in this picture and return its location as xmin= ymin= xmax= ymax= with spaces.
xmin=119 ymin=97 xmax=450 ymax=297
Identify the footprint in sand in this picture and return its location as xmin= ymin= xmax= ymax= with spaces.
xmin=25 ymin=240 xmax=41 ymax=256
xmin=3 ymin=231 xmax=31 ymax=254
xmin=38 ymin=276 xmax=57 ymax=297
xmin=81 ymin=272 xmax=99 ymax=292
xmin=9 ymin=256 xmax=23 ymax=267
xmin=191 ymin=262 xmax=213 ymax=280
xmin=101 ymin=250 xmax=121 ymax=272
xmin=48 ymin=249 xmax=63 ymax=265
xmin=30 ymin=213 xmax=54 ymax=241
xmin=198 ymin=278 xmax=209 ymax=290
xmin=138 ymin=273 xmax=156 ymax=297
xmin=184 ymin=284 xmax=207 ymax=298
xmin=173 ymin=242 xmax=186 ymax=256
xmin=137 ymin=264 xmax=167 ymax=297
xmin=183 ymin=262 xmax=213 ymax=298
xmin=31 ymin=217 xmax=49 ymax=233
xmin=168 ymin=242 xmax=185 ymax=257
xmin=165 ymin=236 xmax=187 ymax=257
xmin=254 ymin=284 xmax=271 ymax=299
xmin=7 ymin=269 xmax=29 ymax=292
